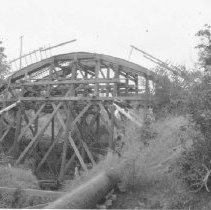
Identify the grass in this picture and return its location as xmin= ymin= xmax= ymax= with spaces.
xmin=54 ymin=115 xmax=202 ymax=209
xmin=111 ymin=115 xmax=200 ymax=209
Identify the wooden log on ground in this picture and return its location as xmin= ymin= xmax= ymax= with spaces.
xmin=0 ymin=186 xmax=63 ymax=197
xmin=45 ymin=170 xmax=119 ymax=209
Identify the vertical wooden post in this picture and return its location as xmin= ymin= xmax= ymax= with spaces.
xmin=34 ymin=108 xmax=39 ymax=136
xmin=135 ymin=75 xmax=139 ymax=95
xmin=9 ymin=106 xmax=22 ymax=156
xmin=95 ymin=112 xmax=100 ymax=141
xmin=125 ymin=72 xmax=129 ymax=96
xmin=0 ymin=114 xmax=4 ymax=153
xmin=95 ymin=59 xmax=100 ymax=96
xmin=113 ymin=65 xmax=119 ymax=97
xmin=51 ymin=117 xmax=55 ymax=142
xmin=59 ymin=58 xmax=77 ymax=181
xmin=106 ymin=67 xmax=110 ymax=97
xmin=144 ymin=75 xmax=150 ymax=119
xmin=108 ymin=105 xmax=115 ymax=150
xmin=50 ymin=61 xmax=55 ymax=80
xmin=0 ymin=115 xmax=3 ymax=138
xmin=84 ymin=70 xmax=88 ymax=97
xmin=59 ymin=104 xmax=69 ymax=181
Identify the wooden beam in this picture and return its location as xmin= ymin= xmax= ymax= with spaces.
xmin=64 ymin=153 xmax=76 ymax=174
xmin=2 ymin=96 xmax=147 ymax=102
xmin=36 ymin=127 xmax=64 ymax=172
xmin=113 ymin=65 xmax=119 ymax=97
xmin=0 ymin=115 xmax=3 ymax=139
xmin=94 ymin=59 xmax=100 ymax=96
xmin=70 ymin=110 xmax=96 ymax=166
xmin=144 ymin=75 xmax=150 ymax=118
xmin=68 ymin=134 xmax=88 ymax=171
xmin=51 ymin=117 xmax=55 ymax=142
xmin=0 ymin=122 xmax=13 ymax=143
xmin=9 ymin=106 xmax=22 ymax=156
xmin=22 ymin=109 xmax=35 ymax=136
xmin=16 ymin=103 xmax=46 ymax=143
xmin=135 ymin=75 xmax=138 ymax=95
xmin=0 ymin=101 xmax=20 ymax=115
xmin=11 ymin=79 xmax=120 ymax=88
xmin=58 ymin=104 xmax=69 ymax=181
xmin=108 ymin=105 xmax=115 ymax=150
xmin=113 ymin=103 xmax=143 ymax=127
xmin=54 ymin=104 xmax=91 ymax=172
xmin=16 ymin=102 xmax=63 ymax=164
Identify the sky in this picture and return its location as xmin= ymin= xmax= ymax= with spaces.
xmin=0 ymin=0 xmax=211 ymax=70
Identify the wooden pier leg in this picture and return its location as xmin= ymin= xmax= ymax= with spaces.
xmin=0 ymin=114 xmax=4 ymax=152
xmin=58 ymin=104 xmax=69 ymax=181
xmin=51 ymin=117 xmax=55 ymax=142
xmin=0 ymin=115 xmax=3 ymax=138
xmin=34 ymin=109 xmax=39 ymax=136
xmin=95 ymin=112 xmax=100 ymax=141
xmin=144 ymin=75 xmax=150 ymax=120
xmin=9 ymin=106 xmax=22 ymax=156
xmin=108 ymin=105 xmax=115 ymax=150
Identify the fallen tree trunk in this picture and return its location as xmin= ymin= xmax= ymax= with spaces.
xmin=0 ymin=186 xmax=64 ymax=208
xmin=45 ymin=170 xmax=119 ymax=209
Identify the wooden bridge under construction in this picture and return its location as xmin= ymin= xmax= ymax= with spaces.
xmin=0 ymin=51 xmax=155 ymax=181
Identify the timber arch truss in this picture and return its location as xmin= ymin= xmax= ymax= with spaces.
xmin=0 ymin=52 xmax=155 ymax=180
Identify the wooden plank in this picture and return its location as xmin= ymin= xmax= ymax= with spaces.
xmin=0 ymin=101 xmax=20 ymax=115
xmin=2 ymin=96 xmax=147 ymax=102
xmin=16 ymin=102 xmax=63 ymax=164
xmin=11 ymin=78 xmax=120 ymax=88
xmin=16 ymin=103 xmax=46 ymax=143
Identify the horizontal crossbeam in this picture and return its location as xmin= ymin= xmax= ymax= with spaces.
xmin=1 ymin=96 xmax=147 ymax=102
xmin=11 ymin=79 xmax=121 ymax=88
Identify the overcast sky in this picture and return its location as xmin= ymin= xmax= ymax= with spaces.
xmin=0 ymin=0 xmax=211 ymax=69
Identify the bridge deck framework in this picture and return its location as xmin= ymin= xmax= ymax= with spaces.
xmin=0 ymin=52 xmax=155 ymax=181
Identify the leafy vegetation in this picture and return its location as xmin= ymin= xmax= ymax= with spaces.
xmin=0 ymin=41 xmax=10 ymax=79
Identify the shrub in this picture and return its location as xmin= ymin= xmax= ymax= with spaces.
xmin=0 ymin=165 xmax=40 ymax=208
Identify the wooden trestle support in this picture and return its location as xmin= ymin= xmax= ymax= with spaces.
xmin=0 ymin=52 xmax=155 ymax=181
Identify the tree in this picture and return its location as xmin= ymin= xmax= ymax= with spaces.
xmin=0 ymin=41 xmax=10 ymax=80
xmin=175 ymin=25 xmax=211 ymax=193
xmin=195 ymin=24 xmax=211 ymax=73
xmin=192 ymin=25 xmax=211 ymax=138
